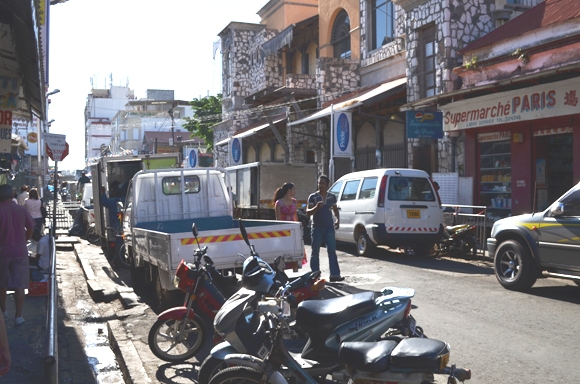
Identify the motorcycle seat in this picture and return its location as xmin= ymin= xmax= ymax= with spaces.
xmin=339 ymin=340 xmax=398 ymax=372
xmin=295 ymin=291 xmax=377 ymax=334
xmin=390 ymin=338 xmax=450 ymax=371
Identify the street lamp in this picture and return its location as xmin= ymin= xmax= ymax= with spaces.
xmin=38 ymin=89 xmax=60 ymax=197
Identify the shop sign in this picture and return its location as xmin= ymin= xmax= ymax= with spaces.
xmin=441 ymin=76 xmax=580 ymax=131
xmin=406 ymin=111 xmax=443 ymax=138
xmin=333 ymin=112 xmax=352 ymax=157
xmin=477 ymin=131 xmax=511 ymax=143
xmin=0 ymin=70 xmax=19 ymax=153
xmin=533 ymin=127 xmax=573 ymax=137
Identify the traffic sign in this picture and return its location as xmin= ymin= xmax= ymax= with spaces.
xmin=46 ymin=141 xmax=69 ymax=161
xmin=44 ymin=133 xmax=67 ymax=161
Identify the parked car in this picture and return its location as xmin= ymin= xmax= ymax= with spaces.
xmin=328 ymin=168 xmax=443 ymax=256
xmin=487 ymin=182 xmax=580 ymax=291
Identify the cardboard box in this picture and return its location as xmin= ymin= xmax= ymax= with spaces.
xmin=28 ymin=281 xmax=48 ymax=296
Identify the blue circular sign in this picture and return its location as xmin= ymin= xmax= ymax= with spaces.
xmin=188 ymin=149 xmax=197 ymax=168
xmin=232 ymin=138 xmax=241 ymax=163
xmin=336 ymin=113 xmax=350 ymax=152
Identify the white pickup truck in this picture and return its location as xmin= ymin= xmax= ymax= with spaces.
xmin=121 ymin=168 xmax=304 ymax=307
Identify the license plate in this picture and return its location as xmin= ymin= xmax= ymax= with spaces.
xmin=407 ymin=209 xmax=421 ymax=219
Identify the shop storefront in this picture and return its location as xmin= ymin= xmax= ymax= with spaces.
xmin=441 ymin=75 xmax=580 ymax=223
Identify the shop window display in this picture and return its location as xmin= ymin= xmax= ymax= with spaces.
xmin=480 ymin=140 xmax=511 ymax=224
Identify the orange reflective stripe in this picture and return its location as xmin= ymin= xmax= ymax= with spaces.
xmin=181 ymin=230 xmax=291 ymax=245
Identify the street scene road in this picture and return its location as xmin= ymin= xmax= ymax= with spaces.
xmin=67 ymin=237 xmax=580 ymax=383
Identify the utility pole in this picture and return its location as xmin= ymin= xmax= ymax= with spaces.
xmin=168 ymin=104 xmax=176 ymax=153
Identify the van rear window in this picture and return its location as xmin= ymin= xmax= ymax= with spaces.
xmin=388 ymin=177 xmax=435 ymax=202
xmin=162 ymin=176 xmax=200 ymax=195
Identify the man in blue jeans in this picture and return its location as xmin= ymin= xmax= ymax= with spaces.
xmin=307 ymin=175 xmax=344 ymax=282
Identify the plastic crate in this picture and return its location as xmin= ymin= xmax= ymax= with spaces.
xmin=28 ymin=281 xmax=48 ymax=296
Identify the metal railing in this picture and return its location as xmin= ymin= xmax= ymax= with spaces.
xmin=44 ymin=228 xmax=58 ymax=384
xmin=441 ymin=204 xmax=488 ymax=256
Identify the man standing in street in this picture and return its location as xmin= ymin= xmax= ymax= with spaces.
xmin=0 ymin=184 xmax=35 ymax=325
xmin=307 ymin=175 xmax=344 ymax=282
xmin=77 ymin=171 xmax=90 ymax=195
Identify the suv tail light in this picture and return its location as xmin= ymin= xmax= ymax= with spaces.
xmin=377 ymin=175 xmax=388 ymax=207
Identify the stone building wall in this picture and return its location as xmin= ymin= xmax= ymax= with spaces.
xmin=316 ymin=57 xmax=361 ymax=107
xmin=248 ymin=30 xmax=282 ymax=95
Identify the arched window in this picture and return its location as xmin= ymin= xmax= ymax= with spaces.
xmin=332 ymin=10 xmax=351 ymax=59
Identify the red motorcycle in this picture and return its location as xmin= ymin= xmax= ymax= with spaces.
xmin=148 ymin=221 xmax=325 ymax=362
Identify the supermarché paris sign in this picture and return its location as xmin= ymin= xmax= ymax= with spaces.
xmin=440 ymin=76 xmax=580 ymax=131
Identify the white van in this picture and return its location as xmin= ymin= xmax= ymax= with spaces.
xmin=329 ymin=168 xmax=443 ymax=256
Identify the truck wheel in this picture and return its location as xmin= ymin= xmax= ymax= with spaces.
xmin=154 ymin=269 xmax=178 ymax=311
xmin=356 ymin=231 xmax=375 ymax=256
xmin=130 ymin=252 xmax=148 ymax=291
xmin=148 ymin=314 xmax=206 ymax=362
xmin=494 ymin=240 xmax=537 ymax=291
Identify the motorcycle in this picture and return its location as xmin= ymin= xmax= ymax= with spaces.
xmin=148 ymin=223 xmax=240 ymax=362
xmin=148 ymin=221 xmax=325 ymax=363
xmin=432 ymin=223 xmax=478 ymax=259
xmin=208 ymin=289 xmax=471 ymax=384
xmin=198 ymin=223 xmax=423 ymax=383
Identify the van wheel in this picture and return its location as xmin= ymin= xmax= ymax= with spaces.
xmin=356 ymin=231 xmax=375 ymax=256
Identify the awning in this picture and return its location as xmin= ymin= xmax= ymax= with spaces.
xmin=288 ymin=77 xmax=407 ymax=126
xmin=261 ymin=25 xmax=294 ymax=57
xmin=215 ymin=116 xmax=286 ymax=146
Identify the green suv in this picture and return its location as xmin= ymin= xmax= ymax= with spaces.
xmin=487 ymin=182 xmax=580 ymax=291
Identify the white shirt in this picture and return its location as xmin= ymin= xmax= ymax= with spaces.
xmin=24 ymin=198 xmax=43 ymax=219
xmin=17 ymin=191 xmax=28 ymax=205
xmin=36 ymin=235 xmax=50 ymax=271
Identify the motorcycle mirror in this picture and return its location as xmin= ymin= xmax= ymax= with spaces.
xmin=191 ymin=223 xmax=198 ymax=237
xmin=239 ymin=220 xmax=250 ymax=247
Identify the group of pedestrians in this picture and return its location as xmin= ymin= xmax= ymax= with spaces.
xmin=273 ymin=175 xmax=344 ymax=282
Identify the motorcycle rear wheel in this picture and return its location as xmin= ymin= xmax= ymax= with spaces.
xmin=115 ymin=243 xmax=131 ymax=268
xmin=148 ymin=314 xmax=206 ymax=362
xmin=208 ymin=366 xmax=263 ymax=384
xmin=85 ymin=226 xmax=100 ymax=245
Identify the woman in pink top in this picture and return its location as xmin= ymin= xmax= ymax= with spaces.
xmin=274 ymin=182 xmax=297 ymax=221
xmin=274 ymin=182 xmax=308 ymax=265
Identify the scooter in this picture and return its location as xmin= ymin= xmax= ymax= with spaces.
xmin=198 ymin=223 xmax=424 ymax=383
xmin=433 ymin=224 xmax=478 ymax=259
xmin=208 ymin=290 xmax=471 ymax=384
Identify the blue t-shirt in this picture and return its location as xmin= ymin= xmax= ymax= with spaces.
xmin=308 ymin=192 xmax=337 ymax=229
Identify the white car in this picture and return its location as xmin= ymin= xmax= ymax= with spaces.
xmin=329 ymin=168 xmax=443 ymax=256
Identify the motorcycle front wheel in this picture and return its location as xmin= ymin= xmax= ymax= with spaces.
xmin=208 ymin=366 xmax=263 ymax=384
xmin=199 ymin=355 xmax=229 ymax=384
xmin=148 ymin=314 xmax=206 ymax=362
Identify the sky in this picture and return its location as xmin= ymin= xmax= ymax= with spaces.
xmin=48 ymin=0 xmax=267 ymax=171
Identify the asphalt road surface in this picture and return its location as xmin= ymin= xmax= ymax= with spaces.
xmin=325 ymin=243 xmax=580 ymax=384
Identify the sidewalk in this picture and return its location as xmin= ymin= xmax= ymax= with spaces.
xmin=2 ymin=239 xmax=123 ymax=384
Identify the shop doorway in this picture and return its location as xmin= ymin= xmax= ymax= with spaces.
xmin=534 ymin=132 xmax=573 ymax=210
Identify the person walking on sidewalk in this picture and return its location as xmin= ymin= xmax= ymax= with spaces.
xmin=307 ymin=175 xmax=344 ymax=282
xmin=0 ymin=184 xmax=35 ymax=325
